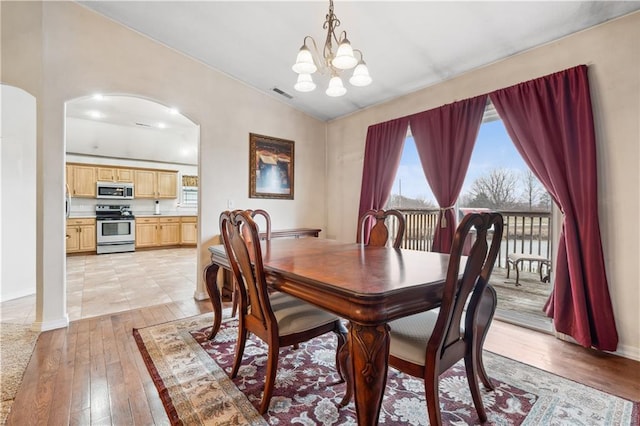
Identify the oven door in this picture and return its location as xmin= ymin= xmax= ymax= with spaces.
xmin=96 ymin=219 xmax=135 ymax=244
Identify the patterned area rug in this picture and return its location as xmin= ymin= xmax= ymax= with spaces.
xmin=0 ymin=323 xmax=40 ymax=425
xmin=134 ymin=313 xmax=638 ymax=425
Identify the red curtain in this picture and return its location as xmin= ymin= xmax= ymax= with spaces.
xmin=490 ymin=65 xmax=618 ymax=351
xmin=357 ymin=117 xmax=410 ymax=242
xmin=409 ymin=95 xmax=487 ymax=253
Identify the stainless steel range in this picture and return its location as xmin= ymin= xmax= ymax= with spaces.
xmin=96 ymin=204 xmax=135 ymax=254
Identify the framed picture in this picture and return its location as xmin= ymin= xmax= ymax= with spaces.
xmin=249 ymin=133 xmax=294 ymax=199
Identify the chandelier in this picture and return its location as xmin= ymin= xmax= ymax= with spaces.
xmin=292 ymin=0 xmax=372 ymax=97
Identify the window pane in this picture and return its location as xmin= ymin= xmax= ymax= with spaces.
xmin=460 ymin=120 xmax=551 ymax=212
xmin=387 ymin=136 xmax=436 ymax=209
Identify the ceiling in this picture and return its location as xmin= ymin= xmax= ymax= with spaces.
xmin=66 ymin=95 xmax=200 ymax=165
xmin=77 ymin=1 xmax=640 ymax=122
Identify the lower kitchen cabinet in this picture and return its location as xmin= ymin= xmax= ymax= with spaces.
xmin=136 ymin=217 xmax=159 ymax=248
xmin=180 ymin=216 xmax=197 ymax=245
xmin=159 ymin=217 xmax=180 ymax=246
xmin=135 ymin=216 xmax=192 ymax=248
xmin=66 ymin=218 xmax=96 ymax=253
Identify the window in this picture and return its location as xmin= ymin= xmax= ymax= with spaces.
xmin=181 ymin=174 xmax=198 ymax=206
xmin=387 ymin=102 xmax=550 ymax=213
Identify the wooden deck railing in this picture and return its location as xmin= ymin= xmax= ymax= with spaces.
xmin=388 ymin=209 xmax=552 ymax=273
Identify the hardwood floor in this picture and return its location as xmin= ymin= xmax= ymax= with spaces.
xmin=6 ymin=297 xmax=639 ymax=425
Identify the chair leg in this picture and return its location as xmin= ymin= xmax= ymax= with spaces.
xmin=337 ymin=344 xmax=352 ymax=407
xmin=465 ymin=352 xmax=488 ymax=423
xmin=333 ymin=320 xmax=348 ymax=382
xmin=424 ymin=366 xmax=443 ymax=426
xmin=475 ymin=286 xmax=497 ymax=390
xmin=230 ymin=326 xmax=248 ymax=379
xmin=259 ymin=343 xmax=280 ymax=414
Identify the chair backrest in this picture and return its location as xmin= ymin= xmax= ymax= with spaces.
xmin=357 ymin=209 xmax=406 ymax=248
xmin=220 ymin=210 xmax=274 ymax=329
xmin=239 ymin=209 xmax=272 ymax=241
xmin=429 ymin=212 xmax=503 ymax=370
xmin=248 ymin=209 xmax=272 ymax=240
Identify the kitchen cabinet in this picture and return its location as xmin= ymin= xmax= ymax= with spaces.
xmin=159 ymin=217 xmax=180 ymax=246
xmin=66 ymin=218 xmax=96 ymax=253
xmin=134 ymin=170 xmax=177 ymax=199
xmin=180 ymin=216 xmax=197 ymax=245
xmin=135 ymin=216 xmax=181 ymax=248
xmin=66 ymin=164 xmax=96 ymax=198
xmin=96 ymin=167 xmax=133 ymax=183
xmin=135 ymin=217 xmax=159 ymax=247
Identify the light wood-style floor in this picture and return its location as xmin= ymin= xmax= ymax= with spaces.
xmin=3 ymin=249 xmax=640 ymax=424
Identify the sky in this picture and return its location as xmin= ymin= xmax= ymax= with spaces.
xmin=391 ymin=119 xmax=530 ymax=202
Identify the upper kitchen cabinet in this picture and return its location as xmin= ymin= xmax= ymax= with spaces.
xmin=134 ymin=169 xmax=178 ymax=199
xmin=96 ymin=167 xmax=134 ymax=183
xmin=66 ymin=164 xmax=96 ymax=198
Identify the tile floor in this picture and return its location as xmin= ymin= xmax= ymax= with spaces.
xmin=1 ymin=247 xmax=198 ymax=325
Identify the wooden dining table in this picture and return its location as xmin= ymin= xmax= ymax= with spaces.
xmin=204 ymin=237 xmax=453 ymax=426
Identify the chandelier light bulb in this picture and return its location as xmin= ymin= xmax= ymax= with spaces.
xmin=349 ymin=61 xmax=372 ymax=87
xmin=332 ymin=38 xmax=358 ymax=70
xmin=326 ymin=76 xmax=347 ymax=97
xmin=294 ymin=73 xmax=317 ymax=92
xmin=292 ymin=45 xmax=317 ymax=74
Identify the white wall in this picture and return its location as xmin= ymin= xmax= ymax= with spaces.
xmin=1 ymin=85 xmax=37 ymax=302
xmin=326 ymin=12 xmax=640 ymax=359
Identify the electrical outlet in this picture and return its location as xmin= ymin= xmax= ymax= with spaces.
xmin=227 ymin=199 xmax=234 ymax=209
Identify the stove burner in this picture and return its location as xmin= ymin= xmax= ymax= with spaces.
xmin=95 ymin=204 xmax=135 ymax=220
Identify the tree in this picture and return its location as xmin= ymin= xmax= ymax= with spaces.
xmin=520 ymin=170 xmax=545 ymax=210
xmin=538 ymin=191 xmax=553 ymax=211
xmin=464 ymin=168 xmax=519 ymax=209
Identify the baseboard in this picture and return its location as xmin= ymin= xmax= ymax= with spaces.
xmin=193 ymin=290 xmax=209 ymax=301
xmin=555 ymin=331 xmax=640 ymax=362
xmin=31 ymin=315 xmax=69 ymax=332
xmin=614 ymin=343 xmax=640 ymax=361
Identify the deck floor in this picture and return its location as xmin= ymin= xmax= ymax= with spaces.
xmin=490 ymin=266 xmax=553 ymax=332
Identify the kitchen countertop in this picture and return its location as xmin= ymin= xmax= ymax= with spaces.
xmin=134 ymin=212 xmax=197 ymax=217
xmin=68 ymin=212 xmax=197 ymax=219
xmin=67 ymin=214 xmax=96 ymax=219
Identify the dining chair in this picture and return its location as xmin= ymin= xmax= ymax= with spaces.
xmin=357 ymin=209 xmax=406 ymax=248
xmin=385 ymin=212 xmax=504 ymax=425
xmin=220 ymin=210 xmax=348 ymax=414
xmin=232 ymin=208 xmax=272 ymax=317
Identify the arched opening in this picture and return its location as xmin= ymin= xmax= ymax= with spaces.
xmin=1 ymin=85 xmax=37 ymax=312
xmin=64 ymin=94 xmax=201 ymax=320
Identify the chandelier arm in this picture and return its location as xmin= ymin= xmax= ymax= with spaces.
xmin=304 ymin=36 xmax=327 ymax=74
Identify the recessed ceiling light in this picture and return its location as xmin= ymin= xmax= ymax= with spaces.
xmin=157 ymin=122 xmax=167 ymax=129
xmin=92 ymin=94 xmax=104 ymax=101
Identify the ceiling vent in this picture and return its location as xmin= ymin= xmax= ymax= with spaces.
xmin=272 ymin=87 xmax=293 ymax=99
xmin=135 ymin=122 xmax=152 ymax=127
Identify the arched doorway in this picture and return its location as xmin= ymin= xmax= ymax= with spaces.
xmin=64 ymin=94 xmax=201 ymax=320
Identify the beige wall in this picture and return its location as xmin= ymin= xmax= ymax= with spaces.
xmin=326 ymin=12 xmax=640 ymax=359
xmin=1 ymin=2 xmax=326 ymax=329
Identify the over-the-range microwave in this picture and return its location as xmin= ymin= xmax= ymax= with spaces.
xmin=96 ymin=182 xmax=134 ymax=199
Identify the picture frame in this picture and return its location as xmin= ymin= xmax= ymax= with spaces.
xmin=249 ymin=133 xmax=294 ymax=200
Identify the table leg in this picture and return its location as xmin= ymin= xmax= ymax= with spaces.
xmin=348 ymin=322 xmax=390 ymax=426
xmin=203 ymin=261 xmax=222 ymax=340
